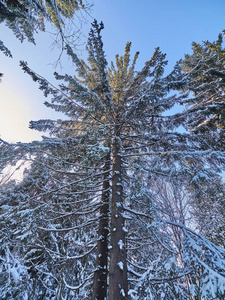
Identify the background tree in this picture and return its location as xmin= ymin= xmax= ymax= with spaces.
xmin=180 ymin=32 xmax=225 ymax=248
xmin=0 ymin=0 xmax=89 ymax=44
xmin=180 ymin=32 xmax=225 ymax=145
xmin=0 ymin=0 xmax=91 ymax=82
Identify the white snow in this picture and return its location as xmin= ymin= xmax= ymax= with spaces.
xmin=118 ymin=261 xmax=123 ymax=270
xmin=122 ymin=226 xmax=128 ymax=232
xmin=10 ymin=266 xmax=20 ymax=283
xmin=118 ymin=239 xmax=124 ymax=250
xmin=120 ymin=288 xmax=125 ymax=296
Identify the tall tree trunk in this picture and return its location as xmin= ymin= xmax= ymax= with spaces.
xmin=108 ymin=133 xmax=128 ymax=299
xmin=92 ymin=153 xmax=110 ymax=300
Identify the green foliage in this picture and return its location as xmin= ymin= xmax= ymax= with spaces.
xmin=181 ymin=33 xmax=225 ymax=139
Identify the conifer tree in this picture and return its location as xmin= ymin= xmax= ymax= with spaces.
xmin=180 ymin=32 xmax=225 ymax=146
xmin=180 ymin=32 xmax=225 ymax=248
xmin=1 ymin=21 xmax=225 ymax=299
xmin=16 ymin=20 xmax=185 ymax=298
xmin=0 ymin=0 xmax=88 ymax=44
xmin=0 ymin=0 xmax=89 ymax=84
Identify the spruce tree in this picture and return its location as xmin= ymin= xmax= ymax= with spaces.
xmin=180 ymin=32 xmax=225 ymax=146
xmin=0 ymin=0 xmax=87 ymax=44
xmin=1 ymin=21 xmax=225 ymax=299
xmin=16 ymin=20 xmax=184 ymax=298
xmin=180 ymin=32 xmax=225 ymax=247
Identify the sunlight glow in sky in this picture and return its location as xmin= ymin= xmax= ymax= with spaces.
xmin=1 ymin=0 xmax=225 ymax=142
xmin=0 ymin=83 xmax=42 ymax=142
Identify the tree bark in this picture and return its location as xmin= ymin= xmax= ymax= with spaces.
xmin=92 ymin=154 xmax=110 ymax=300
xmin=108 ymin=133 xmax=128 ymax=299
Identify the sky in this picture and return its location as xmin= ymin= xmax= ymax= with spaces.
xmin=0 ymin=0 xmax=225 ymax=142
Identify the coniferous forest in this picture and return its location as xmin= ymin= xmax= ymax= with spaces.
xmin=0 ymin=1 xmax=225 ymax=299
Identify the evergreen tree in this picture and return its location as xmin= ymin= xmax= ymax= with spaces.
xmin=0 ymin=0 xmax=90 ymax=85
xmin=180 ymin=32 xmax=225 ymax=247
xmin=1 ymin=21 xmax=225 ymax=299
xmin=180 ymin=32 xmax=225 ymax=146
xmin=13 ymin=20 xmax=185 ymax=298
xmin=0 ymin=0 xmax=88 ymax=44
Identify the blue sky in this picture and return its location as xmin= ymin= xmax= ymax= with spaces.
xmin=0 ymin=0 xmax=225 ymax=142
